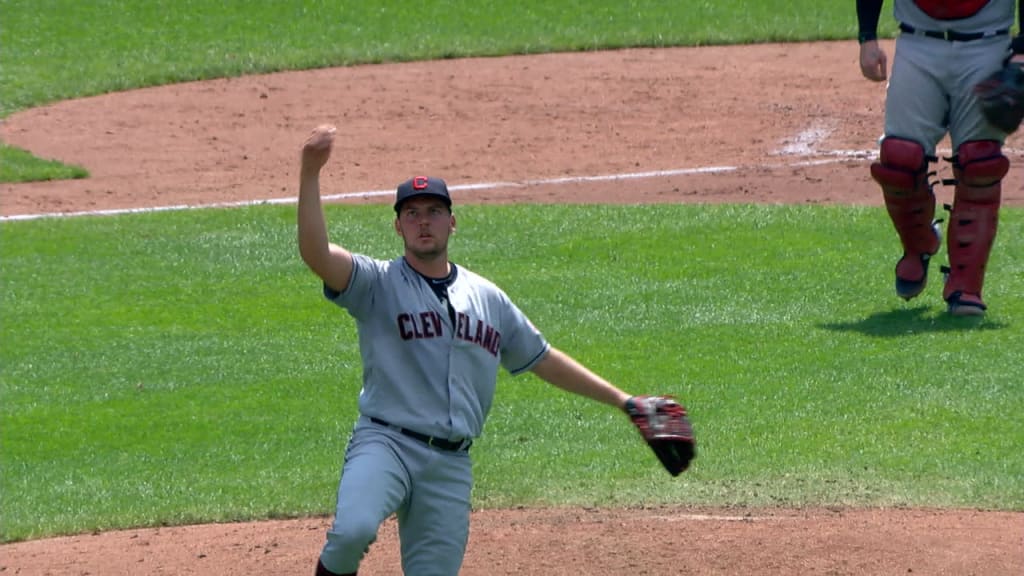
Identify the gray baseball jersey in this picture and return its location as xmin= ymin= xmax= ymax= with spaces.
xmin=326 ymin=253 xmax=549 ymax=441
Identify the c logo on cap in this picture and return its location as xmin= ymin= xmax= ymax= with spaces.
xmin=413 ymin=176 xmax=429 ymax=190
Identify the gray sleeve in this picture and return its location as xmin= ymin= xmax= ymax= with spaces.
xmin=324 ymin=254 xmax=381 ymax=319
xmin=498 ymin=296 xmax=550 ymax=375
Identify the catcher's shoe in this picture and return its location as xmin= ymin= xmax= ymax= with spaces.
xmin=941 ymin=280 xmax=986 ymax=319
xmin=946 ymin=291 xmax=987 ymax=316
xmin=894 ymin=221 xmax=943 ymax=301
xmin=941 ymin=266 xmax=987 ymax=316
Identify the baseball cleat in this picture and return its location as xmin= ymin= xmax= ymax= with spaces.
xmin=894 ymin=221 xmax=943 ymax=301
xmin=945 ymin=291 xmax=987 ymax=316
xmin=895 ymin=253 xmax=933 ymax=300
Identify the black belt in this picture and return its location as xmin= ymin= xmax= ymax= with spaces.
xmin=899 ymin=22 xmax=1009 ymax=42
xmin=370 ymin=417 xmax=472 ymax=452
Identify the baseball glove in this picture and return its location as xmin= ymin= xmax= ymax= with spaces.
xmin=624 ymin=395 xmax=695 ymax=476
xmin=975 ymin=62 xmax=1024 ymax=134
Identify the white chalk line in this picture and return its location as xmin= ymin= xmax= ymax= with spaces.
xmin=644 ymin=513 xmax=782 ymax=522
xmin=0 ymin=153 xmax=867 ymax=223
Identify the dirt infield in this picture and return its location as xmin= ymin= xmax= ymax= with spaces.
xmin=2 ymin=41 xmax=1022 ymax=574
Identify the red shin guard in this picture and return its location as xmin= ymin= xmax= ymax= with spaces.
xmin=871 ymin=137 xmax=940 ymax=283
xmin=944 ymin=140 xmax=1006 ymax=302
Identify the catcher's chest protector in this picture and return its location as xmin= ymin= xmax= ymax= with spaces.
xmin=912 ymin=0 xmax=990 ymax=20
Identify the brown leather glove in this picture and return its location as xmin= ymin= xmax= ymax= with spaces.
xmin=625 ymin=395 xmax=696 ymax=476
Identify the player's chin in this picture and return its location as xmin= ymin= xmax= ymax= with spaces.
xmin=408 ymin=241 xmax=446 ymax=259
xmin=414 ymin=236 xmax=438 ymax=250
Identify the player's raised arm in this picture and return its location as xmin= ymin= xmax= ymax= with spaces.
xmin=297 ymin=124 xmax=354 ymax=293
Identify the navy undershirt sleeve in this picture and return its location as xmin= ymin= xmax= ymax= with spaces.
xmin=856 ymin=0 xmax=885 ymax=43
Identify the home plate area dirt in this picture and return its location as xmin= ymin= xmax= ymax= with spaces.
xmin=1 ymin=41 xmax=1022 ymax=575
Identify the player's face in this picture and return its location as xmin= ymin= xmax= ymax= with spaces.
xmin=395 ymin=197 xmax=455 ymax=260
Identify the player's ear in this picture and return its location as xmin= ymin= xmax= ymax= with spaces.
xmin=394 ymin=217 xmax=402 ymax=236
xmin=450 ymin=213 xmax=457 ymax=234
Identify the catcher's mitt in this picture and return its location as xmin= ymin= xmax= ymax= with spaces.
xmin=624 ymin=395 xmax=695 ymax=476
xmin=975 ymin=62 xmax=1024 ymax=134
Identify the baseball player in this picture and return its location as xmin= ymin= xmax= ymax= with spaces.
xmin=297 ymin=124 xmax=693 ymax=576
xmin=857 ymin=0 xmax=1022 ymax=315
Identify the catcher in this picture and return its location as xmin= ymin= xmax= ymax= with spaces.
xmin=298 ymin=125 xmax=695 ymax=576
xmin=857 ymin=0 xmax=1022 ymax=316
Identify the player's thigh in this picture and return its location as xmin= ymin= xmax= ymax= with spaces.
xmin=950 ymin=38 xmax=1010 ymax=147
xmin=328 ymin=431 xmax=410 ymax=545
xmin=397 ymin=450 xmax=473 ymax=576
xmin=884 ymin=36 xmax=950 ymax=152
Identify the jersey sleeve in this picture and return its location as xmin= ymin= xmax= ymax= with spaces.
xmin=323 ymin=253 xmax=383 ymax=319
xmin=498 ymin=295 xmax=550 ymax=375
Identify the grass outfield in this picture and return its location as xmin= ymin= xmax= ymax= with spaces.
xmin=0 ymin=0 xmax=871 ymax=117
xmin=2 ymin=204 xmax=1022 ymax=541
xmin=2 ymin=0 xmax=1022 ymax=545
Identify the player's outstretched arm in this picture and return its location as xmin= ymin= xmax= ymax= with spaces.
xmin=530 ymin=347 xmax=631 ymax=409
xmin=297 ymin=124 xmax=354 ymax=293
xmin=533 ymin=347 xmax=697 ymax=475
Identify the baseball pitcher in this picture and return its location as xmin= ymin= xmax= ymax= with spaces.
xmin=297 ymin=125 xmax=695 ymax=576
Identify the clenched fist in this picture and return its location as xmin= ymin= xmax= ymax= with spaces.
xmin=302 ymin=124 xmax=337 ymax=172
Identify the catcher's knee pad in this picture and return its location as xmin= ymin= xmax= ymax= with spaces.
xmin=944 ymin=140 xmax=1006 ymax=298
xmin=871 ymin=137 xmax=939 ymax=257
xmin=953 ymin=140 xmax=1008 ymax=194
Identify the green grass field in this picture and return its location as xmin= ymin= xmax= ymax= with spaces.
xmin=1 ymin=0 xmax=1021 ymax=544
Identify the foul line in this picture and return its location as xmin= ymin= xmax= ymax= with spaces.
xmin=646 ymin=513 xmax=782 ymax=522
xmin=0 ymin=154 xmax=873 ymax=223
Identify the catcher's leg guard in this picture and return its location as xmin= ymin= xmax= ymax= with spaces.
xmin=870 ymin=137 xmax=942 ymax=300
xmin=942 ymin=140 xmax=1007 ymax=316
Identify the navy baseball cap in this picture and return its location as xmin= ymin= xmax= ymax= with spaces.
xmin=394 ymin=176 xmax=452 ymax=212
